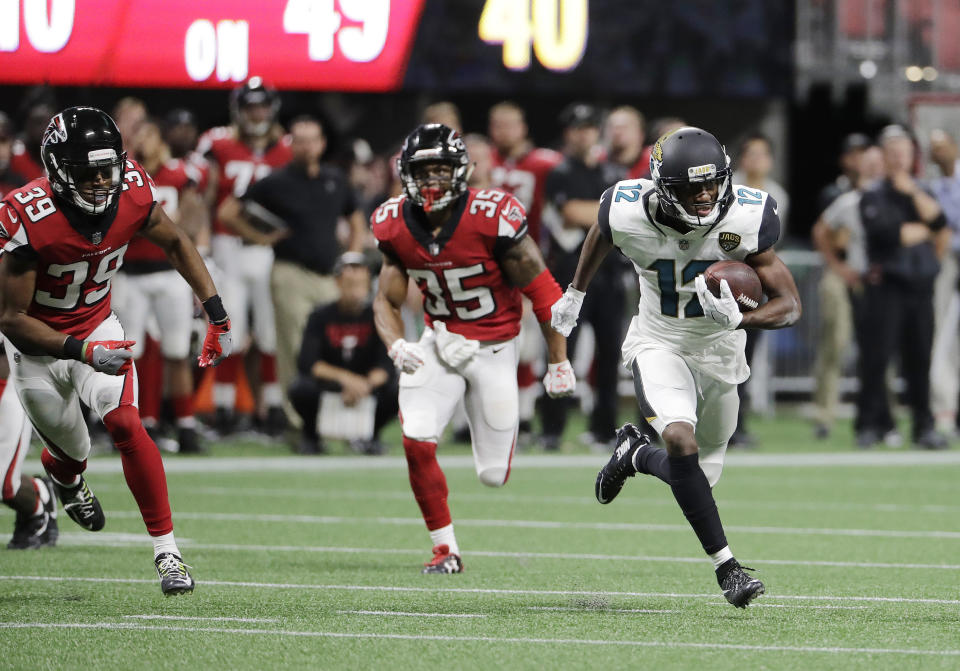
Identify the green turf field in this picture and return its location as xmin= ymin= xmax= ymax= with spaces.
xmin=2 ymin=413 xmax=959 ymax=670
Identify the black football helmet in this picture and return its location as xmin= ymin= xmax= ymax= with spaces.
xmin=649 ymin=126 xmax=733 ymax=226
xmin=41 ymin=106 xmax=126 ymax=215
xmin=397 ymin=124 xmax=472 ymax=212
xmin=230 ymin=77 xmax=280 ymax=137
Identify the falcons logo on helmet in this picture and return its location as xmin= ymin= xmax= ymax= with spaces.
xmin=42 ymin=113 xmax=68 ymax=146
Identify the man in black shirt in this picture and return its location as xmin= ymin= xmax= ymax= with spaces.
xmin=539 ymin=104 xmax=627 ymax=451
xmin=858 ymin=126 xmax=949 ymax=449
xmin=288 ymin=253 xmax=397 ymax=454
xmin=241 ymin=115 xmax=368 ymax=424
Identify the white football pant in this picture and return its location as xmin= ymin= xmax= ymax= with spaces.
xmin=630 ymin=349 xmax=739 ymax=487
xmin=212 ymin=233 xmax=277 ymax=353
xmin=399 ymin=328 xmax=519 ymax=487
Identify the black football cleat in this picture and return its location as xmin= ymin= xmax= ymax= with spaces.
xmin=421 ymin=544 xmax=463 ymax=574
xmin=595 ymin=423 xmax=650 ymax=504
xmin=717 ymin=559 xmax=764 ymax=608
xmin=8 ymin=476 xmax=59 ymax=549
xmin=53 ymin=476 xmax=105 ymax=532
xmin=155 ymin=552 xmax=195 ymax=595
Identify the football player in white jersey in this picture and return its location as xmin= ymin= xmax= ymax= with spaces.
xmin=552 ymin=127 xmax=801 ymax=608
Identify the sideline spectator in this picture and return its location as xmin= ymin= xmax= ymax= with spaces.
xmin=927 ymin=129 xmax=960 ymax=435
xmin=422 ymin=101 xmax=463 ymax=133
xmin=603 ymin=105 xmax=647 ymax=181
xmin=818 ymin=132 xmax=870 ymax=213
xmin=730 ymin=133 xmax=790 ymax=447
xmin=288 ymin=254 xmax=396 ymax=455
xmin=810 ymin=144 xmax=884 ymax=440
xmin=540 ymin=103 xmax=625 ymax=451
xmin=242 ymin=115 xmax=367 ymax=420
xmin=857 ymin=125 xmax=949 ymax=449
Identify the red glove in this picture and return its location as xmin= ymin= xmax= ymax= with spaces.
xmin=198 ymin=320 xmax=232 ymax=368
xmin=82 ymin=340 xmax=136 ymax=375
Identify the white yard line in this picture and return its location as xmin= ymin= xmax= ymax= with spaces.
xmin=89 ymin=482 xmax=960 ymax=515
xmin=706 ymin=603 xmax=869 ymax=610
xmin=0 ymin=622 xmax=956 ymax=657
xmin=3 ymin=575 xmax=959 ymax=605
xmin=526 ymin=606 xmax=677 ymax=614
xmin=337 ymin=610 xmax=486 ymax=618
xmin=100 ymin=509 xmax=960 ymax=540
xmin=123 ymin=615 xmax=278 ymax=623
xmin=53 ymin=533 xmax=960 ymax=571
xmin=21 ymin=450 xmax=960 ymax=475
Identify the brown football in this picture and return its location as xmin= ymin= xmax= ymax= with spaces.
xmin=704 ymin=260 xmax=762 ymax=312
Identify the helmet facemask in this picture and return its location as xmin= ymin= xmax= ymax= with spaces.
xmin=399 ymin=157 xmax=472 ymax=213
xmin=48 ymin=148 xmax=126 ymax=215
xmin=653 ymin=162 xmax=732 ymax=227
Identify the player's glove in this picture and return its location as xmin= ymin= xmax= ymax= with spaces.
xmin=551 ymin=285 xmax=585 ymax=337
xmin=389 ymin=338 xmax=426 ymax=374
xmin=83 ymin=340 xmax=136 ymax=375
xmin=695 ymin=275 xmax=743 ymax=330
xmin=543 ymin=360 xmax=576 ymax=398
xmin=433 ymin=321 xmax=480 ymax=369
xmin=198 ymin=319 xmax=232 ymax=368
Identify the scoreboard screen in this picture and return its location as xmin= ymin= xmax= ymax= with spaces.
xmin=0 ymin=0 xmax=791 ymax=97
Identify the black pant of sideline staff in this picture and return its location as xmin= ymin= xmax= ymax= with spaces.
xmin=540 ymin=269 xmax=626 ymax=449
xmin=288 ymin=376 xmax=399 ymax=454
xmin=857 ymin=278 xmax=941 ymax=447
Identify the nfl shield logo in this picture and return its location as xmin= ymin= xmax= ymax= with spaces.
xmin=719 ymin=232 xmax=741 ymax=252
xmin=429 ymin=243 xmax=440 ymax=256
xmin=678 ymin=239 xmax=690 ymax=251
xmin=91 ymin=231 xmax=103 ymax=245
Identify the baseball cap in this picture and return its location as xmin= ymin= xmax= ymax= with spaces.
xmin=877 ymin=124 xmax=911 ymax=144
xmin=840 ymin=132 xmax=870 ymax=153
xmin=559 ymin=103 xmax=601 ymax=129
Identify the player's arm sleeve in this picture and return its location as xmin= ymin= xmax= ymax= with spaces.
xmin=375 ymin=238 xmax=401 ymax=266
xmin=757 ymin=195 xmax=782 ymax=253
xmin=597 ymin=186 xmax=615 ymax=244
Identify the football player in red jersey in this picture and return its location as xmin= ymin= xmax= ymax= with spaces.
xmin=113 ymin=119 xmax=209 ymax=453
xmin=488 ymin=102 xmax=564 ymax=442
xmin=197 ymin=77 xmax=292 ymax=435
xmin=0 ymin=107 xmax=233 ymax=594
xmin=372 ymin=124 xmax=576 ymax=573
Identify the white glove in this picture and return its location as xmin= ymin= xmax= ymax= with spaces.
xmin=388 ymin=338 xmax=426 ymax=374
xmin=543 ymin=360 xmax=576 ymax=398
xmin=695 ymin=275 xmax=743 ymax=330
xmin=433 ymin=321 xmax=480 ymax=369
xmin=550 ymin=285 xmax=585 ymax=337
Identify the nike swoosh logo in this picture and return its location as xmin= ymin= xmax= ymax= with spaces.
xmin=492 ymin=346 xmax=506 ymax=354
xmin=773 ymin=205 xmax=779 ymax=215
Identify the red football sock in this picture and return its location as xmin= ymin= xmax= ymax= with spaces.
xmin=402 ymin=437 xmax=450 ymax=530
xmin=517 ymin=361 xmax=536 ymax=388
xmin=259 ymin=353 xmax=277 ymax=384
xmin=103 ymin=406 xmax=173 ymax=536
xmin=215 ymin=354 xmax=241 ymax=384
xmin=40 ymin=446 xmax=85 ymax=486
xmin=171 ymin=394 xmax=194 ymax=421
xmin=137 ymin=338 xmax=163 ymax=423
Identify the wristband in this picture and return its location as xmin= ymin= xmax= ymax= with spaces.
xmin=202 ymin=294 xmax=228 ymax=324
xmin=63 ymin=335 xmax=84 ymax=361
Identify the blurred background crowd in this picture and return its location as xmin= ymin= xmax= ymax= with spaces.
xmin=3 ymin=0 xmax=960 ymax=455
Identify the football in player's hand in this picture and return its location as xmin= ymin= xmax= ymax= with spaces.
xmin=704 ymin=261 xmax=762 ymax=312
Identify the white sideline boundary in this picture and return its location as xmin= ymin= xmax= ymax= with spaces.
xmin=337 ymin=610 xmax=486 ymax=618
xmin=54 ymin=533 xmax=960 ymax=571
xmin=98 ymin=510 xmax=960 ymax=540
xmin=3 ymin=575 xmax=959 ymax=605
xmin=124 ymin=615 xmax=278 ymax=623
xmin=21 ymin=450 xmax=960 ymax=475
xmin=0 ymin=622 xmax=957 ymax=657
